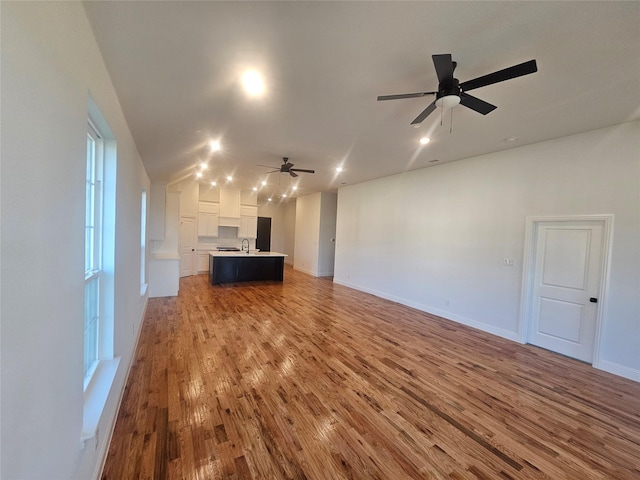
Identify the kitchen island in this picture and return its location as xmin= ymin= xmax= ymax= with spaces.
xmin=208 ymin=251 xmax=288 ymax=285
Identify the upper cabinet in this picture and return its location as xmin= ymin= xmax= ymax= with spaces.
xmin=238 ymin=205 xmax=258 ymax=238
xmin=219 ymin=188 xmax=241 ymax=227
xmin=239 ymin=215 xmax=258 ymax=239
xmin=198 ymin=202 xmax=219 ymax=237
xmin=198 ymin=186 xmax=258 ymax=231
xmin=219 ymin=188 xmax=241 ymax=218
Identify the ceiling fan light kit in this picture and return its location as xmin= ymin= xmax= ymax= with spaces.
xmin=378 ymin=54 xmax=537 ymax=125
xmin=435 ymin=95 xmax=461 ymax=109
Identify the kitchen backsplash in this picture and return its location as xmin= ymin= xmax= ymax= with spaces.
xmin=198 ymin=226 xmax=243 ymax=250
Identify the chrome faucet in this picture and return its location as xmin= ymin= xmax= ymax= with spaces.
xmin=241 ymin=238 xmax=250 ymax=254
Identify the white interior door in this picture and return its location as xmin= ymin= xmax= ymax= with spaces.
xmin=179 ymin=216 xmax=196 ymax=277
xmin=527 ymin=220 xmax=605 ymax=362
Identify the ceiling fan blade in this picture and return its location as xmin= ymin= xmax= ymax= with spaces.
xmin=377 ymin=92 xmax=436 ymax=101
xmin=290 ymin=168 xmax=314 ymax=174
xmin=432 ymin=54 xmax=455 ymax=82
xmin=410 ymin=100 xmax=437 ymax=125
xmin=257 ymin=164 xmax=278 ymax=169
xmin=460 ymin=59 xmax=537 ymax=92
xmin=459 ymin=92 xmax=497 ymax=115
xmin=290 ymin=171 xmax=298 ymax=178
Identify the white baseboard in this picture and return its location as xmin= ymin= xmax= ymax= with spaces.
xmin=293 ymin=265 xmax=316 ymax=276
xmin=334 ymin=278 xmax=640 ymax=383
xmin=595 ymin=359 xmax=640 ymax=382
xmin=316 ymin=271 xmax=334 ymax=278
xmin=333 ymin=278 xmax=520 ymax=343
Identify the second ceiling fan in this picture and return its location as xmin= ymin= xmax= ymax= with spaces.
xmin=378 ymin=54 xmax=537 ymax=125
xmin=258 ymin=157 xmax=315 ymax=178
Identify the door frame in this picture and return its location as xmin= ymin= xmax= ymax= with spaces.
xmin=519 ymin=214 xmax=614 ymax=367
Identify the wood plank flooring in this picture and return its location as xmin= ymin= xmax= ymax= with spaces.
xmin=102 ymin=266 xmax=640 ymax=479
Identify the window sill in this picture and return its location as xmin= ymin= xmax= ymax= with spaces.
xmin=81 ymin=357 xmax=120 ymax=445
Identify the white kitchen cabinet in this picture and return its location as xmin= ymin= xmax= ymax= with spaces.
xmin=238 ymin=205 xmax=258 ymax=238
xmin=197 ymin=202 xmax=219 ymax=237
xmin=240 ymin=205 xmax=258 ymax=217
xmin=239 ymin=215 xmax=258 ymax=238
xmin=196 ymin=252 xmax=209 ymax=273
xmin=219 ymin=189 xmax=241 ymax=218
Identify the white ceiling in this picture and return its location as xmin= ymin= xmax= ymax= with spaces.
xmin=84 ymin=1 xmax=640 ymax=202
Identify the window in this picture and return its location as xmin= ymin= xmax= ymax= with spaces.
xmin=140 ymin=190 xmax=147 ymax=293
xmin=84 ymin=124 xmax=103 ymax=387
xmin=82 ymin=97 xmax=119 ymax=442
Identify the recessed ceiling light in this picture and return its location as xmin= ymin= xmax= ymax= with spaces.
xmin=226 ymin=175 xmax=232 ymax=182
xmin=241 ymin=70 xmax=265 ymax=96
xmin=261 ymin=180 xmax=267 ymax=186
xmin=196 ymin=171 xmax=203 ymax=178
xmin=505 ymin=137 xmax=518 ymax=143
xmin=292 ymin=185 xmax=298 ymax=191
xmin=200 ymin=162 xmax=208 ymax=169
xmin=282 ymin=194 xmax=287 ymax=198
xmin=209 ymin=140 xmax=221 ymax=152
xmin=420 ymin=137 xmax=430 ymax=145
xmin=252 ymin=187 xmax=257 ymax=192
xmin=211 ymin=181 xmax=216 ymax=186
xmin=268 ymin=198 xmax=272 ymax=202
xmin=336 ymin=166 xmax=343 ymax=173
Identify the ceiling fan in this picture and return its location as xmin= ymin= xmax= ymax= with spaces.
xmin=377 ymin=54 xmax=537 ymax=124
xmin=258 ymin=157 xmax=315 ymax=178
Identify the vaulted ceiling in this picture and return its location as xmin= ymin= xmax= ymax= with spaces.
xmin=84 ymin=1 xmax=640 ymax=202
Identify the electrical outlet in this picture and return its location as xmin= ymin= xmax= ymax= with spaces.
xmin=503 ymin=258 xmax=515 ymax=267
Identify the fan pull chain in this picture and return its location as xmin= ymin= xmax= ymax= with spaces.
xmin=450 ymin=107 xmax=454 ymax=134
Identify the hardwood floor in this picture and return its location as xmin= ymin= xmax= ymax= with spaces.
xmin=102 ymin=266 xmax=640 ymax=479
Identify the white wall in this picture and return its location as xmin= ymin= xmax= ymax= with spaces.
xmin=1 ymin=3 xmax=150 ymax=478
xmin=318 ymin=192 xmax=338 ymax=276
xmin=294 ymin=194 xmax=322 ymax=275
xmin=334 ymin=121 xmax=640 ymax=381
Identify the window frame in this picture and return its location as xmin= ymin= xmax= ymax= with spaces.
xmin=140 ymin=189 xmax=147 ymax=295
xmin=84 ymin=121 xmax=104 ymax=389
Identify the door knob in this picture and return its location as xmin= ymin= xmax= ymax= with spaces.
xmin=589 ymin=297 xmax=598 ymax=303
